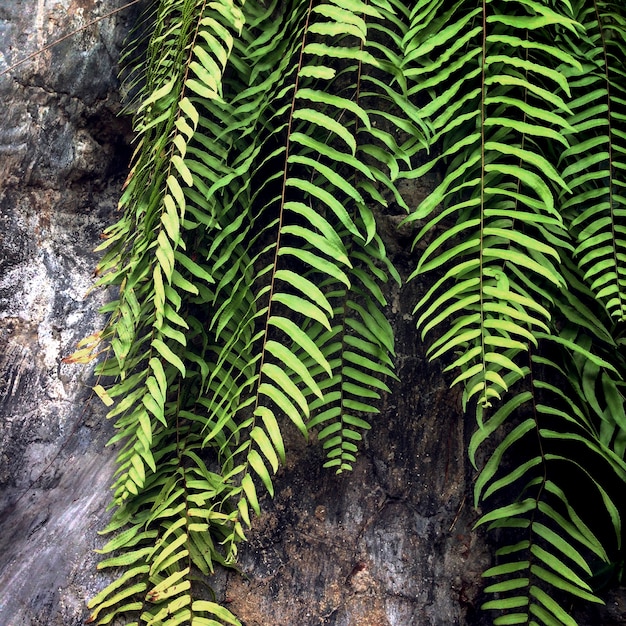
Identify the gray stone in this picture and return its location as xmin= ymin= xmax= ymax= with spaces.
xmin=0 ymin=2 xmax=136 ymax=623
xmin=0 ymin=6 xmax=491 ymax=619
xmin=2 ymin=3 xmax=620 ymax=626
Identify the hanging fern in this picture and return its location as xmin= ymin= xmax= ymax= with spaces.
xmin=559 ymin=0 xmax=626 ymax=322
xmin=72 ymin=0 xmax=626 ymax=624
xmin=402 ymin=0 xmax=626 ymax=624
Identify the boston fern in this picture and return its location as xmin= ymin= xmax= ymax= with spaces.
xmin=74 ymin=0 xmax=626 ymax=624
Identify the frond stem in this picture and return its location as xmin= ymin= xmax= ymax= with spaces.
xmin=253 ymin=0 xmax=315 ymax=412
xmin=479 ymin=0 xmax=488 ymax=406
xmin=525 ymin=348 xmax=548 ymax=619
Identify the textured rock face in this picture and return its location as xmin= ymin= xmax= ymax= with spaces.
xmin=0 ymin=2 xmax=135 ymax=624
xmin=3 ymin=4 xmax=623 ymax=626
xmin=0 ymin=7 xmax=491 ymax=621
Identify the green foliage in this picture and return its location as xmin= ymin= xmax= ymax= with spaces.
xmin=81 ymin=0 xmax=626 ymax=624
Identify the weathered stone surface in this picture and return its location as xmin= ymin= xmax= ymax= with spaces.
xmin=227 ymin=355 xmax=491 ymax=625
xmin=0 ymin=7 xmax=492 ymax=620
xmin=0 ymin=2 xmax=136 ymax=623
xmin=1 ymin=3 xmax=623 ymax=626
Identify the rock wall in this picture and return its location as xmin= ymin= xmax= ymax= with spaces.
xmin=0 ymin=6 xmax=492 ymax=622
xmin=0 ymin=2 xmax=135 ymax=624
xmin=2 ymin=3 xmax=622 ymax=626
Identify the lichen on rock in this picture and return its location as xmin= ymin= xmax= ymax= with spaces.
xmin=0 ymin=2 xmax=136 ymax=624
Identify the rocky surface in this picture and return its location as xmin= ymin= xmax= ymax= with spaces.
xmin=0 ymin=6 xmax=493 ymax=621
xmin=1 ymin=3 xmax=623 ymax=626
xmin=0 ymin=1 xmax=136 ymax=623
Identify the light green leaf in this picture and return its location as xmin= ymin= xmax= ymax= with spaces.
xmin=265 ymin=340 xmax=322 ymax=399
xmin=262 ymin=362 xmax=309 ymax=417
xmin=152 ymin=339 xmax=186 ymax=377
xmin=291 ymin=110 xmax=356 ymax=155
xmin=241 ymin=474 xmax=260 ymax=516
xmin=250 ymin=426 xmax=280 ymax=473
xmin=530 ymin=565 xmax=602 ymax=603
xmin=268 ymin=317 xmax=332 ymax=377
xmin=258 ymin=382 xmax=307 ymax=437
xmin=191 ymin=601 xmax=241 ymax=625
xmin=247 ymin=449 xmax=274 ymax=497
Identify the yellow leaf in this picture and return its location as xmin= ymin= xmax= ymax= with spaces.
xmin=93 ymin=384 xmax=114 ymax=407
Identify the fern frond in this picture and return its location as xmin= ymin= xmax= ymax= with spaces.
xmin=404 ymin=1 xmax=626 ymax=623
xmin=404 ymin=0 xmax=580 ymax=408
xmin=87 ymin=1 xmax=249 ymax=623
xmin=178 ymin=0 xmax=412 ymax=508
xmin=558 ymin=0 xmax=626 ymax=321
xmin=306 ymin=231 xmax=400 ymax=472
xmin=88 ymin=441 xmax=241 ymax=625
xmin=472 ymin=347 xmax=624 ymax=625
